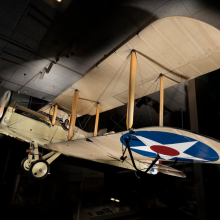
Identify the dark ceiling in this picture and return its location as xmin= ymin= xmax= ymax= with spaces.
xmin=0 ymin=0 xmax=220 ymax=102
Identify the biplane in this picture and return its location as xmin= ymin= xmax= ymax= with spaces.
xmin=1 ymin=16 xmax=220 ymax=180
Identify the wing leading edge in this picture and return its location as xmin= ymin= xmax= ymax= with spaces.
xmin=40 ymin=16 xmax=220 ymax=117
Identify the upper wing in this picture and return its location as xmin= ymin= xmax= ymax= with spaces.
xmin=40 ymin=16 xmax=220 ymax=116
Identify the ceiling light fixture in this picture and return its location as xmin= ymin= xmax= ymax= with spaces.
xmin=46 ymin=62 xmax=54 ymax=73
xmin=110 ymin=198 xmax=120 ymax=202
xmin=55 ymin=56 xmax=59 ymax=62
xmin=56 ymin=0 xmax=62 ymax=2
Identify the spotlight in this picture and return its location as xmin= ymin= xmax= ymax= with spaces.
xmin=55 ymin=56 xmax=59 ymax=62
xmin=56 ymin=0 xmax=62 ymax=2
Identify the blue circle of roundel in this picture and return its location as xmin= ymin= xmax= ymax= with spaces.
xmin=120 ymin=131 xmax=219 ymax=162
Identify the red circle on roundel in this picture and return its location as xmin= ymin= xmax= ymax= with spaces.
xmin=150 ymin=145 xmax=180 ymax=156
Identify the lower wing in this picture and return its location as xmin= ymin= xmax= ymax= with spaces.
xmin=46 ymin=126 xmax=220 ymax=177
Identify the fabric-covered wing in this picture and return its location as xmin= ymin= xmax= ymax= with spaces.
xmin=40 ymin=16 xmax=220 ymax=116
xmin=46 ymin=126 xmax=220 ymax=164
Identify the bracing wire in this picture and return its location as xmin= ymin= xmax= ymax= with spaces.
xmin=110 ymin=73 xmax=160 ymax=131
xmin=135 ymin=52 xmax=145 ymax=91
xmin=82 ymin=105 xmax=96 ymax=131
xmin=133 ymin=52 xmax=159 ymax=126
xmin=133 ymin=75 xmax=160 ymax=109
xmin=99 ymin=104 xmax=126 ymax=131
xmin=96 ymin=51 xmax=131 ymax=102
xmin=71 ymin=51 xmax=132 ymax=135
xmin=50 ymin=110 xmax=66 ymax=143
xmin=147 ymin=105 xmax=153 ymax=126
xmin=134 ymin=98 xmax=148 ymax=125
xmin=111 ymin=113 xmax=127 ymax=132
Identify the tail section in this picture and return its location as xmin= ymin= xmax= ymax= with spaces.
xmin=148 ymin=161 xmax=186 ymax=178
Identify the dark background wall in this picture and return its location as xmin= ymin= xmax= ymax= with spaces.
xmin=195 ymin=70 xmax=220 ymax=219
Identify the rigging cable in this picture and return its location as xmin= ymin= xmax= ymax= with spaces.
xmin=91 ymin=139 xmax=134 ymax=170
xmin=96 ymin=51 xmax=131 ymax=102
xmin=99 ymin=105 xmax=126 ymax=131
xmin=50 ymin=110 xmax=66 ymax=143
xmin=74 ymin=51 xmax=132 ymax=134
xmin=147 ymin=105 xmax=153 ymax=126
xmin=135 ymin=52 xmax=145 ymax=91
xmin=110 ymin=75 xmax=160 ymax=131
xmin=133 ymin=54 xmax=161 ymax=125
xmin=134 ymin=97 xmax=148 ymax=125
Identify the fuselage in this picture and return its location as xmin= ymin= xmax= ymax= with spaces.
xmin=0 ymin=103 xmax=89 ymax=150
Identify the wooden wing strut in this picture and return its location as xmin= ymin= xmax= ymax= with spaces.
xmin=0 ymin=92 xmax=9 ymax=118
xmin=52 ymin=104 xmax=58 ymax=126
xmin=94 ymin=103 xmax=100 ymax=137
xmin=68 ymin=90 xmax=79 ymax=140
xmin=159 ymin=74 xmax=164 ymax=126
xmin=126 ymin=50 xmax=137 ymax=130
xmin=49 ymin=106 xmax=53 ymax=116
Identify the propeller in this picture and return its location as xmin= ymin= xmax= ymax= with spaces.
xmin=0 ymin=92 xmax=9 ymax=119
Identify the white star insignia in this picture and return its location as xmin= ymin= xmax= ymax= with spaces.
xmin=130 ymin=135 xmax=207 ymax=161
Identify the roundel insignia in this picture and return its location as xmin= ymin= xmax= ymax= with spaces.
xmin=120 ymin=131 xmax=219 ymax=162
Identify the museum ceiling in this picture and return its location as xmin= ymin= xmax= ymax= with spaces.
xmin=0 ymin=0 xmax=220 ymax=108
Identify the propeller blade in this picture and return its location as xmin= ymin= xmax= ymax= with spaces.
xmin=0 ymin=92 xmax=9 ymax=118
